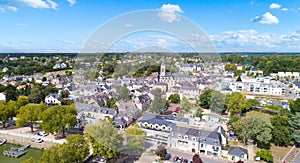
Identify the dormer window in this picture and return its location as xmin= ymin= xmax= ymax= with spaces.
xmin=178 ymin=135 xmax=182 ymax=139
xmin=192 ymin=137 xmax=196 ymax=141
xmin=184 ymin=135 xmax=188 ymax=140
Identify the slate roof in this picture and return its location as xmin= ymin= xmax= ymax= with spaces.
xmin=294 ymin=82 xmax=300 ymax=88
xmin=139 ymin=114 xmax=175 ymax=127
xmin=75 ymin=102 xmax=117 ymax=116
xmin=228 ymin=147 xmax=248 ymax=156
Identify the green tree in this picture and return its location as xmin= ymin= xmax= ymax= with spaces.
xmin=5 ymin=84 xmax=17 ymax=101
xmin=150 ymin=89 xmax=166 ymax=113
xmin=236 ymin=76 xmax=242 ymax=82
xmin=226 ymin=92 xmax=249 ymax=115
xmin=60 ymin=91 xmax=69 ymax=98
xmin=16 ymin=103 xmax=45 ymax=133
xmin=39 ymin=134 xmax=89 ymax=163
xmin=168 ymin=94 xmax=180 ymax=104
xmin=256 ymin=149 xmax=273 ymax=163
xmin=118 ymin=85 xmax=130 ymax=101
xmin=41 ymin=104 xmax=77 ymax=137
xmin=247 ymin=99 xmax=260 ymax=108
xmin=289 ymin=112 xmax=300 ymax=146
xmin=106 ymin=98 xmax=117 ymax=108
xmin=21 ymin=157 xmax=36 ymax=163
xmin=0 ymin=100 xmax=18 ymax=128
xmin=43 ymin=86 xmax=58 ymax=96
xmin=194 ymin=107 xmax=203 ymax=118
xmin=124 ymin=125 xmax=146 ymax=153
xmin=28 ymin=84 xmax=44 ymax=103
xmin=180 ymin=97 xmax=192 ymax=115
xmin=290 ymin=98 xmax=300 ymax=113
xmin=155 ymin=145 xmax=167 ymax=158
xmin=85 ymin=120 xmax=123 ymax=159
xmin=270 ymin=115 xmax=290 ymax=146
xmin=17 ymin=96 xmax=29 ymax=109
xmin=199 ymin=90 xmax=212 ymax=109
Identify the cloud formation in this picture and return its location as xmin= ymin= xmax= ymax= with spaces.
xmin=18 ymin=0 xmax=58 ymax=9
xmin=67 ymin=0 xmax=76 ymax=6
xmin=251 ymin=12 xmax=279 ymax=24
xmin=158 ymin=4 xmax=183 ymax=23
xmin=269 ymin=3 xmax=281 ymax=9
xmin=210 ymin=29 xmax=300 ymax=52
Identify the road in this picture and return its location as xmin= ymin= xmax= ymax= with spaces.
xmin=292 ymin=151 xmax=300 ymax=163
xmin=166 ymin=147 xmax=228 ymax=163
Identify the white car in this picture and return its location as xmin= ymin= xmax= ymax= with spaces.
xmin=37 ymin=132 xmax=48 ymax=137
xmin=100 ymin=156 xmax=107 ymax=163
xmin=35 ymin=138 xmax=43 ymax=143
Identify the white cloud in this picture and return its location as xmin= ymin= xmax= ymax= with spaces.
xmin=281 ymin=8 xmax=288 ymax=11
xmin=67 ymin=0 xmax=76 ymax=6
xmin=0 ymin=7 xmax=4 ymax=13
xmin=124 ymin=24 xmax=133 ymax=28
xmin=270 ymin=3 xmax=281 ymax=9
xmin=63 ymin=40 xmax=75 ymax=44
xmin=16 ymin=23 xmax=28 ymax=26
xmin=17 ymin=0 xmax=58 ymax=9
xmin=210 ymin=29 xmax=300 ymax=52
xmin=251 ymin=12 xmax=279 ymax=24
xmin=158 ymin=4 xmax=183 ymax=23
xmin=7 ymin=6 xmax=18 ymax=12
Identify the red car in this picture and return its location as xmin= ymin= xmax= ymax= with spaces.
xmin=173 ymin=155 xmax=179 ymax=161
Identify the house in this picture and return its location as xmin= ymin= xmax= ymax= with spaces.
xmin=45 ymin=94 xmax=61 ymax=105
xmin=0 ymin=92 xmax=6 ymax=101
xmin=138 ymin=114 xmax=175 ymax=132
xmin=180 ymin=64 xmax=194 ymax=73
xmin=75 ymin=102 xmax=117 ymax=127
xmin=133 ymin=94 xmax=151 ymax=111
xmin=153 ymin=82 xmax=167 ymax=93
xmin=168 ymin=125 xmax=227 ymax=158
xmin=227 ymin=146 xmax=248 ymax=162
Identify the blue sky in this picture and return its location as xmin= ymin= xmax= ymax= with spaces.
xmin=1 ymin=0 xmax=300 ymax=52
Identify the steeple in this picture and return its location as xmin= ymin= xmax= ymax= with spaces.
xmin=160 ymin=57 xmax=165 ymax=77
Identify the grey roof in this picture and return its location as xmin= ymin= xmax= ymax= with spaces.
xmin=181 ymin=64 xmax=194 ymax=67
xmin=154 ymin=82 xmax=166 ymax=86
xmin=214 ymin=126 xmax=226 ymax=137
xmin=228 ymin=147 xmax=248 ymax=156
xmin=75 ymin=102 xmax=117 ymax=116
xmin=294 ymin=82 xmax=300 ymax=88
xmin=139 ymin=114 xmax=175 ymax=127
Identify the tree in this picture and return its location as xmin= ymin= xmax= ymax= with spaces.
xmin=28 ymin=84 xmax=43 ymax=103
xmin=85 ymin=120 xmax=123 ymax=159
xmin=118 ymin=85 xmax=130 ymax=101
xmin=150 ymin=89 xmax=166 ymax=113
xmin=192 ymin=154 xmax=204 ymax=163
xmin=247 ymin=99 xmax=260 ymax=108
xmin=17 ymin=96 xmax=29 ymax=108
xmin=39 ymin=134 xmax=89 ymax=163
xmin=226 ymin=92 xmax=249 ymax=115
xmin=289 ymin=112 xmax=300 ymax=146
xmin=41 ymin=104 xmax=77 ymax=137
xmin=194 ymin=107 xmax=203 ymax=118
xmin=270 ymin=115 xmax=290 ymax=146
xmin=155 ymin=145 xmax=167 ymax=158
xmin=16 ymin=103 xmax=45 ymax=133
xmin=5 ymin=84 xmax=17 ymax=101
xmin=290 ymin=98 xmax=300 ymax=113
xmin=42 ymin=77 xmax=47 ymax=82
xmin=43 ymin=85 xmax=58 ymax=96
xmin=60 ymin=91 xmax=69 ymax=98
xmin=199 ymin=90 xmax=225 ymax=113
xmin=21 ymin=157 xmax=36 ymax=163
xmin=124 ymin=125 xmax=146 ymax=154
xmin=0 ymin=100 xmax=18 ymax=128
xmin=256 ymin=149 xmax=273 ymax=163
xmin=168 ymin=94 xmax=180 ymax=104
xmin=236 ymin=76 xmax=242 ymax=82
xmin=180 ymin=97 xmax=192 ymax=115
xmin=199 ymin=90 xmax=212 ymax=109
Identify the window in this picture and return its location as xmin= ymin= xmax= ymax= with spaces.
xmin=192 ymin=137 xmax=196 ymax=141
xmin=178 ymin=135 xmax=182 ymax=139
xmin=184 ymin=135 xmax=188 ymax=140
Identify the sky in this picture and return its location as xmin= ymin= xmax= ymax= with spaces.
xmin=1 ymin=0 xmax=300 ymax=53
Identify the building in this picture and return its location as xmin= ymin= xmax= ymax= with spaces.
xmin=227 ymin=147 xmax=248 ymax=162
xmin=0 ymin=92 xmax=6 ymax=101
xmin=168 ymin=125 xmax=227 ymax=158
xmin=45 ymin=94 xmax=61 ymax=105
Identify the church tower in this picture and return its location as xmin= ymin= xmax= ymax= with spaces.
xmin=160 ymin=57 xmax=166 ymax=77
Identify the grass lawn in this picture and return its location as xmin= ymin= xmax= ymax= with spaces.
xmin=270 ymin=144 xmax=292 ymax=162
xmin=245 ymin=111 xmax=273 ymax=122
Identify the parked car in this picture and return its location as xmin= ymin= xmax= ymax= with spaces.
xmin=173 ymin=155 xmax=179 ymax=161
xmin=35 ymin=138 xmax=43 ymax=143
xmin=99 ymin=156 xmax=106 ymax=163
xmin=177 ymin=157 xmax=183 ymax=163
xmin=183 ymin=159 xmax=189 ymax=163
xmin=164 ymin=153 xmax=171 ymax=160
xmin=37 ymin=132 xmax=48 ymax=137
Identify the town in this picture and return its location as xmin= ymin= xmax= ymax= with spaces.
xmin=0 ymin=53 xmax=299 ymax=163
